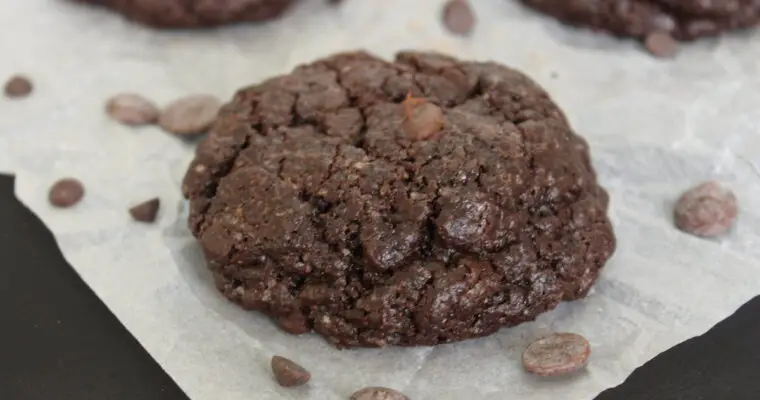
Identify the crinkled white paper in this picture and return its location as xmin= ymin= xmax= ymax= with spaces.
xmin=2 ymin=0 xmax=760 ymax=399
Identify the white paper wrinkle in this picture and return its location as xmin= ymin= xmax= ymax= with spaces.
xmin=2 ymin=0 xmax=760 ymax=399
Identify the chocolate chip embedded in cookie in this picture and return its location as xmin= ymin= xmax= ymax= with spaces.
xmin=182 ymin=51 xmax=616 ymax=348
xmin=519 ymin=0 xmax=760 ymax=42
xmin=72 ymin=0 xmax=296 ymax=28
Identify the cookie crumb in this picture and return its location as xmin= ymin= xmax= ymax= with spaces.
xmin=271 ymin=355 xmax=310 ymax=387
xmin=442 ymin=0 xmax=475 ymax=36
xmin=129 ymin=198 xmax=160 ymax=223
xmin=159 ymin=94 xmax=222 ymax=136
xmin=4 ymin=75 xmax=33 ymax=98
xmin=350 ymin=387 xmax=409 ymax=400
xmin=106 ymin=93 xmax=159 ymax=126
xmin=49 ymin=178 xmax=85 ymax=208
xmin=674 ymin=181 xmax=737 ymax=237
xmin=644 ymin=31 xmax=679 ymax=58
xmin=522 ymin=333 xmax=590 ymax=376
xmin=402 ymin=94 xmax=444 ymax=141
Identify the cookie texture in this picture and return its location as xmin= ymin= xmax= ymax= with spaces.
xmin=519 ymin=0 xmax=760 ymax=40
xmin=182 ymin=51 xmax=616 ymax=348
xmin=73 ymin=0 xmax=295 ymax=28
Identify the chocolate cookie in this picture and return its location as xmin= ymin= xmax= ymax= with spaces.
xmin=182 ymin=51 xmax=615 ymax=348
xmin=519 ymin=0 xmax=760 ymax=41
xmin=73 ymin=0 xmax=295 ymax=28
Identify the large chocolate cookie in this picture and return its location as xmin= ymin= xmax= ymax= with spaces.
xmin=74 ymin=0 xmax=294 ymax=28
xmin=182 ymin=51 xmax=616 ymax=348
xmin=519 ymin=0 xmax=760 ymax=40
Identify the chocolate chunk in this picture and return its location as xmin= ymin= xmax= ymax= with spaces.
xmin=4 ymin=75 xmax=33 ymax=98
xmin=442 ymin=0 xmax=476 ymax=36
xmin=522 ymin=333 xmax=591 ymax=377
xmin=350 ymin=387 xmax=409 ymax=400
xmin=71 ymin=0 xmax=295 ymax=28
xmin=644 ymin=32 xmax=679 ymax=58
xmin=129 ymin=198 xmax=160 ymax=223
xmin=182 ymin=51 xmax=615 ymax=348
xmin=402 ymin=95 xmax=444 ymax=141
xmin=270 ymin=355 xmax=310 ymax=387
xmin=159 ymin=94 xmax=222 ymax=136
xmin=106 ymin=93 xmax=159 ymax=126
xmin=49 ymin=179 xmax=85 ymax=208
xmin=674 ymin=181 xmax=737 ymax=237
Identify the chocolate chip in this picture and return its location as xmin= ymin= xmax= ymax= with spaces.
xmin=49 ymin=178 xmax=85 ymax=208
xmin=129 ymin=198 xmax=160 ymax=223
xmin=674 ymin=181 xmax=737 ymax=237
xmin=686 ymin=20 xmax=719 ymax=37
xmin=106 ymin=93 xmax=159 ymax=126
xmin=402 ymin=95 xmax=444 ymax=141
xmin=271 ymin=355 xmax=310 ymax=387
xmin=644 ymin=32 xmax=679 ymax=58
xmin=350 ymin=387 xmax=409 ymax=400
xmin=522 ymin=333 xmax=591 ymax=377
xmin=649 ymin=14 xmax=676 ymax=33
xmin=4 ymin=75 xmax=33 ymax=98
xmin=442 ymin=0 xmax=475 ymax=36
xmin=159 ymin=94 xmax=222 ymax=136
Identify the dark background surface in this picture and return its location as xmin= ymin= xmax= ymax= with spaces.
xmin=0 ymin=173 xmax=758 ymax=400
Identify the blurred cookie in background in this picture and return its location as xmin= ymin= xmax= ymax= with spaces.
xmin=72 ymin=0 xmax=296 ymax=28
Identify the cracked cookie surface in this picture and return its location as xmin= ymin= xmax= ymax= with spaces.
xmin=519 ymin=0 xmax=760 ymax=40
xmin=182 ymin=51 xmax=616 ymax=348
xmin=73 ymin=0 xmax=294 ymax=28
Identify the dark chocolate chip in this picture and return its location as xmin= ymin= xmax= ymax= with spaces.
xmin=129 ymin=198 xmax=161 ymax=223
xmin=402 ymin=95 xmax=444 ymax=141
xmin=49 ymin=178 xmax=85 ymax=208
xmin=644 ymin=32 xmax=679 ymax=58
xmin=674 ymin=181 xmax=737 ymax=237
xmin=350 ymin=386 xmax=409 ymax=400
xmin=442 ymin=0 xmax=476 ymax=36
xmin=522 ymin=332 xmax=590 ymax=376
xmin=159 ymin=94 xmax=222 ymax=136
xmin=271 ymin=355 xmax=310 ymax=387
xmin=4 ymin=75 xmax=33 ymax=98
xmin=686 ymin=20 xmax=719 ymax=37
xmin=106 ymin=93 xmax=160 ymax=126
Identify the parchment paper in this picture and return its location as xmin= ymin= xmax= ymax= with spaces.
xmin=2 ymin=0 xmax=760 ymax=399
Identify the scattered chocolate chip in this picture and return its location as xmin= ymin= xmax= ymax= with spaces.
xmin=644 ymin=31 xmax=679 ymax=58
xmin=106 ymin=93 xmax=160 ymax=126
xmin=129 ymin=198 xmax=160 ymax=223
xmin=158 ymin=94 xmax=222 ymax=136
xmin=350 ymin=387 xmax=409 ymax=400
xmin=49 ymin=178 xmax=85 ymax=208
xmin=271 ymin=355 xmax=310 ymax=387
xmin=442 ymin=0 xmax=475 ymax=36
xmin=402 ymin=94 xmax=444 ymax=141
xmin=4 ymin=75 xmax=33 ymax=98
xmin=674 ymin=181 xmax=737 ymax=237
xmin=522 ymin=332 xmax=591 ymax=377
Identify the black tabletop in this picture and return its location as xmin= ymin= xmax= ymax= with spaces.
xmin=0 ymin=173 xmax=758 ymax=400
